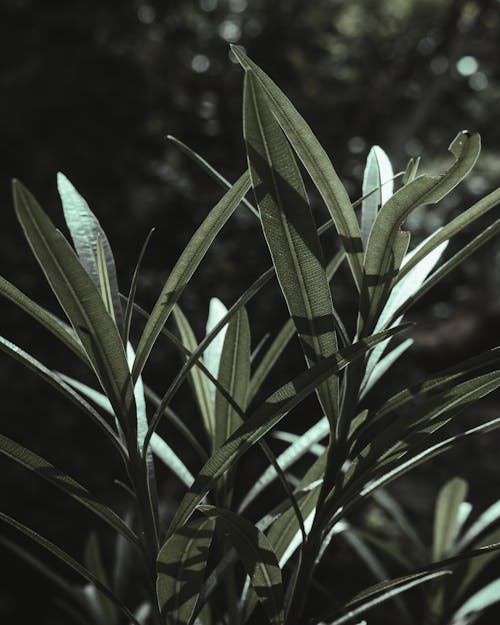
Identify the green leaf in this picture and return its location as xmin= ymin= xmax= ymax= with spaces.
xmin=83 ymin=533 xmax=118 ymax=625
xmin=174 ymin=304 xmax=216 ymax=441
xmin=397 ymin=186 xmax=500 ymax=282
xmin=454 ymin=500 xmax=500 ymax=554
xmin=238 ymin=417 xmax=329 ymax=513
xmin=451 ymin=578 xmax=500 ymax=625
xmin=324 ymin=571 xmax=450 ymax=625
xmin=199 ymin=506 xmax=284 ymax=625
xmin=0 ymin=335 xmax=124 ymax=455
xmin=96 ymin=234 xmax=117 ymax=322
xmin=231 ymin=45 xmax=363 ymax=291
xmin=123 ymin=228 xmax=155 ymax=347
xmin=0 ymin=275 xmax=87 ymax=362
xmin=339 ymin=416 xmax=500 ymax=523
xmin=167 ymin=325 xmax=406 ymax=536
xmin=244 ymin=71 xmax=339 ymax=425
xmin=249 ymin=249 xmax=345 ymax=400
xmin=156 ymin=516 xmax=216 ymax=625
xmin=0 ymin=433 xmax=138 ymax=546
xmin=392 ymin=217 xmax=500 ymax=320
xmin=214 ymin=305 xmax=251 ymax=450
xmin=433 ymin=478 xmax=469 ymax=561
xmin=58 ymin=372 xmax=195 ymax=488
xmin=360 ymin=131 xmax=481 ymax=334
xmin=132 ymin=171 xmax=251 ymax=382
xmin=13 ymin=180 xmax=136 ymax=445
xmin=371 ymin=347 xmax=500 ymax=421
xmin=167 ymin=135 xmax=259 ymax=219
xmin=361 ymin=146 xmax=394 ymax=249
xmin=57 ymin=172 xmax=123 ymax=330
xmin=0 ymin=512 xmax=141 ymax=625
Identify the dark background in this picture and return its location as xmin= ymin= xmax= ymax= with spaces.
xmin=1 ymin=0 xmax=500 ymax=623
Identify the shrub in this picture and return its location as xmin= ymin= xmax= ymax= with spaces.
xmin=1 ymin=47 xmax=500 ymax=625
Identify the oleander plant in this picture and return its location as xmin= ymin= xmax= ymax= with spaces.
xmin=2 ymin=47 xmax=500 ymax=625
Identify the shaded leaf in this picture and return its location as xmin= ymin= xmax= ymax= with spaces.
xmin=0 ymin=433 xmax=138 ymax=546
xmin=13 ymin=180 xmax=136 ymax=445
xmin=167 ymin=326 xmax=406 ymax=535
xmin=156 ymin=516 xmax=215 ymax=625
xmin=231 ymin=45 xmax=363 ymax=290
xmin=199 ymin=505 xmax=284 ymax=625
xmin=244 ymin=70 xmax=339 ymax=424
xmin=0 ymin=512 xmax=140 ymax=625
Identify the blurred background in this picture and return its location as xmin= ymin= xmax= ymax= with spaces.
xmin=1 ymin=0 xmax=499 ymax=623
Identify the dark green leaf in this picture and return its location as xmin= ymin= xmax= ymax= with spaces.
xmin=156 ymin=516 xmax=215 ymax=625
xmin=132 ymin=172 xmax=251 ymax=382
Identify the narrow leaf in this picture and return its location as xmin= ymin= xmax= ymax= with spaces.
xmin=0 ymin=433 xmax=138 ymax=546
xmin=361 ymin=146 xmax=394 ymax=249
xmin=156 ymin=516 xmax=215 ymax=625
xmin=451 ymin=578 xmax=500 ymax=625
xmin=13 ymin=180 xmax=136 ymax=444
xmin=244 ymin=70 xmax=339 ymax=425
xmin=232 ymin=45 xmax=364 ymax=290
xmin=167 ymin=325 xmax=407 ymax=535
xmin=361 ymin=131 xmax=480 ymax=334
xmin=132 ymin=172 xmax=251 ymax=382
xmin=0 ymin=512 xmax=141 ymax=625
xmin=57 ymin=172 xmax=123 ymax=329
xmin=199 ymin=506 xmax=284 ymax=625
xmin=433 ymin=478 xmax=469 ymax=561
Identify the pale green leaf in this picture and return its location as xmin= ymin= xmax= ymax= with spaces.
xmin=57 ymin=172 xmax=123 ymax=329
xmin=360 ymin=132 xmax=480 ymax=334
xmin=238 ymin=417 xmax=329 ymax=513
xmin=204 ymin=297 xmax=229 ymax=411
xmin=451 ymin=578 xmax=500 ymax=625
xmin=433 ymin=478 xmax=469 ymax=561
xmin=361 ymin=146 xmax=394 ymax=249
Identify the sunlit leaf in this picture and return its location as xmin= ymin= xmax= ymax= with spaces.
xmin=361 ymin=146 xmax=394 ymax=249
xmin=57 ymin=172 xmax=123 ymax=329
xmin=433 ymin=478 xmax=469 ymax=561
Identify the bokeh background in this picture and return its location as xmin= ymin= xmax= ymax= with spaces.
xmin=1 ymin=0 xmax=500 ymax=623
